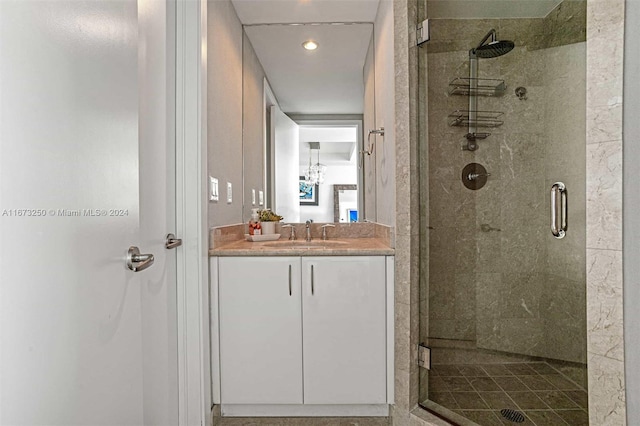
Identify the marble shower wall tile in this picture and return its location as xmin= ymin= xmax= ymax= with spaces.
xmin=586 ymin=140 xmax=622 ymax=250
xmin=586 ymin=0 xmax=625 ymax=423
xmin=542 ymin=0 xmax=587 ymax=49
xmin=586 ymin=0 xmax=624 ymax=142
xmin=543 ymin=312 xmax=586 ymax=362
xmin=586 ymin=32 xmax=623 ymax=107
xmin=586 ymin=249 xmax=624 ymax=361
xmin=587 ymin=104 xmax=623 ymax=144
xmin=538 ymin=36 xmax=589 ymax=365
xmin=426 ymin=2 xmax=586 ymax=56
xmin=394 ymin=0 xmax=424 ymax=417
xmin=588 ymin=352 xmax=626 ymax=426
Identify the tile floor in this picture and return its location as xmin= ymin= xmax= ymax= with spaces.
xmin=213 ymin=418 xmax=389 ymax=426
xmin=425 ymin=362 xmax=588 ymax=426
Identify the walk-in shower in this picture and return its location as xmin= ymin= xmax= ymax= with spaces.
xmin=418 ymin=1 xmax=588 ymax=424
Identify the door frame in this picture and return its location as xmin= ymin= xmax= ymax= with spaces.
xmin=175 ymin=0 xmax=210 ymax=425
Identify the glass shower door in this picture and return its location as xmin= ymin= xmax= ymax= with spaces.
xmin=418 ymin=2 xmax=588 ymax=425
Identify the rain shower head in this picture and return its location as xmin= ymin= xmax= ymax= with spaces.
xmin=474 ymin=40 xmax=515 ymax=58
xmin=470 ymin=29 xmax=514 ymax=58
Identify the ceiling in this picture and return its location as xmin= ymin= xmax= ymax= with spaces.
xmin=426 ymin=0 xmax=563 ymax=19
xmin=299 ymin=126 xmax=357 ymax=165
xmin=231 ymin=0 xmax=381 ymax=24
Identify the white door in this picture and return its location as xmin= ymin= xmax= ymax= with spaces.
xmin=0 ymin=1 xmax=177 ymax=424
xmin=218 ymin=257 xmax=303 ymax=404
xmin=271 ymin=105 xmax=300 ymax=222
xmin=302 ymin=256 xmax=387 ymax=404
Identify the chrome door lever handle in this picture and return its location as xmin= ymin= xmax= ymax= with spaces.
xmin=127 ymin=246 xmax=155 ymax=272
xmin=165 ymin=233 xmax=182 ymax=249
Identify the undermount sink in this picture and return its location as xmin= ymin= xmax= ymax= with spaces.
xmin=264 ymin=240 xmax=348 ymax=249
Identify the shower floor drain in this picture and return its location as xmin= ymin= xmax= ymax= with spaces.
xmin=500 ymin=409 xmax=525 ymax=423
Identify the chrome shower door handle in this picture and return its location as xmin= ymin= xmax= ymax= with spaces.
xmin=550 ymin=182 xmax=567 ymax=239
xmin=126 ymin=246 xmax=155 ymax=272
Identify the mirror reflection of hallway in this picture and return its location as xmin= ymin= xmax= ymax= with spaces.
xmin=297 ymin=124 xmax=359 ymax=223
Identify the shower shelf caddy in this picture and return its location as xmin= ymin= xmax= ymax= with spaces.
xmin=447 ymin=77 xmax=506 ymax=97
xmin=448 ymin=76 xmax=506 ymax=143
xmin=448 ymin=110 xmax=504 ymax=128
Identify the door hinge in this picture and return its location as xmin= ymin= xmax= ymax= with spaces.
xmin=417 ymin=19 xmax=430 ymax=46
xmin=418 ymin=344 xmax=431 ymax=369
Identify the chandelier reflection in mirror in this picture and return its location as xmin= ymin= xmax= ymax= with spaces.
xmin=303 ymin=142 xmax=327 ymax=185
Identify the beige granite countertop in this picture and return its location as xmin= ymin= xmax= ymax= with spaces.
xmin=209 ymin=237 xmax=394 ymax=257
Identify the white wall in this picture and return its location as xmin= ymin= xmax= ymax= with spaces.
xmin=272 ymin=107 xmax=300 ymax=223
xmin=363 ymin=37 xmax=377 ymax=221
xmin=207 ymin=0 xmax=243 ymax=227
xmin=364 ymin=0 xmax=395 ymax=226
xmin=374 ymin=0 xmax=395 ymax=226
xmin=242 ymin=32 xmax=268 ymax=222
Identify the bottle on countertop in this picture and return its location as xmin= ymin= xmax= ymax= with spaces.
xmin=249 ymin=208 xmax=262 ymax=235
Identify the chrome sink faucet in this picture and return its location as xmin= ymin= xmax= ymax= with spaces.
xmin=321 ymin=224 xmax=336 ymax=240
xmin=281 ymin=224 xmax=296 ymax=240
xmin=305 ymin=220 xmax=312 ymax=242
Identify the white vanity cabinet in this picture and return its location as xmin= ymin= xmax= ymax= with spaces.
xmin=213 ymin=255 xmax=393 ymax=416
xmin=218 ymin=257 xmax=302 ymax=404
xmin=301 ymin=257 xmax=386 ymax=404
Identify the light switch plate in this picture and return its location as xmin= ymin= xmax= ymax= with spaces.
xmin=226 ymin=182 xmax=232 ymax=203
xmin=259 ymin=190 xmax=264 ymax=206
xmin=209 ymin=177 xmax=219 ymax=201
xmin=251 ymin=189 xmax=256 ymax=205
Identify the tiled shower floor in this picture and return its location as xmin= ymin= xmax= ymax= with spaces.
xmin=425 ymin=362 xmax=589 ymax=426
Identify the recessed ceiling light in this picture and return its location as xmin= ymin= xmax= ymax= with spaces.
xmin=302 ymin=40 xmax=318 ymax=51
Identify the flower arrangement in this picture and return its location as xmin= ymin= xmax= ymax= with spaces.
xmin=257 ymin=209 xmax=283 ymax=222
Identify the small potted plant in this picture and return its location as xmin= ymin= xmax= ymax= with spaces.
xmin=258 ymin=209 xmax=283 ymax=235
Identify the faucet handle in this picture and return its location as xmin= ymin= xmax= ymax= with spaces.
xmin=281 ymin=224 xmax=296 ymax=240
xmin=321 ymin=224 xmax=336 ymax=240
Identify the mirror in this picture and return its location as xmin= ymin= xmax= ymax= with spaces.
xmin=334 ymin=185 xmax=358 ymax=222
xmin=240 ymin=19 xmax=376 ymax=223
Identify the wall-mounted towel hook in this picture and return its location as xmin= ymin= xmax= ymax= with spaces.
xmin=362 ymin=127 xmax=385 ymax=156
